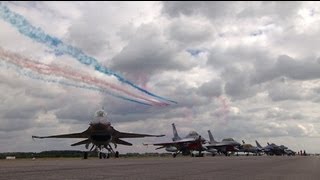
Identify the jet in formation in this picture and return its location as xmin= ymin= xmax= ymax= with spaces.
xmin=32 ymin=109 xmax=164 ymax=159
xmin=144 ymin=123 xmax=207 ymax=158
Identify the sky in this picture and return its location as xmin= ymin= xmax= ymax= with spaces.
xmin=1 ymin=1 xmax=320 ymax=154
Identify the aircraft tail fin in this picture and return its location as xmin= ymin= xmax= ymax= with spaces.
xmin=255 ymin=140 xmax=262 ymax=148
xmin=208 ymin=130 xmax=217 ymax=143
xmin=171 ymin=123 xmax=181 ymax=141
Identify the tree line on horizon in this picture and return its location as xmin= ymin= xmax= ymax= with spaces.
xmin=0 ymin=151 xmax=171 ymax=159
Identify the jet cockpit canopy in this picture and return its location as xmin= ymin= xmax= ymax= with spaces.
xmin=91 ymin=109 xmax=110 ymax=125
xmin=222 ymin=138 xmax=235 ymax=142
xmin=95 ymin=110 xmax=106 ymax=118
xmin=185 ymin=131 xmax=200 ymax=138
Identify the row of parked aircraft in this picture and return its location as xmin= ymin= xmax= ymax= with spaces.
xmin=144 ymin=123 xmax=296 ymax=158
xmin=32 ymin=109 xmax=295 ymax=159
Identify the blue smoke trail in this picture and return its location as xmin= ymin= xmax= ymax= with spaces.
xmin=0 ymin=3 xmax=177 ymax=104
xmin=0 ymin=59 xmax=152 ymax=106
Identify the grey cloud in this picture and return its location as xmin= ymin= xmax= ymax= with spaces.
xmin=222 ymin=65 xmax=261 ymax=100
xmin=267 ymin=80 xmax=305 ymax=101
xmin=117 ymin=23 xmax=137 ymax=41
xmin=237 ymin=2 xmax=301 ymax=20
xmin=275 ymin=55 xmax=320 ymax=80
xmin=66 ymin=10 xmax=110 ymax=56
xmin=254 ymin=55 xmax=320 ymax=84
xmin=54 ymin=103 xmax=95 ymax=123
xmin=162 ymin=1 xmax=301 ymax=23
xmin=207 ymin=45 xmax=272 ymax=69
xmin=265 ymin=107 xmax=307 ymax=121
xmin=197 ymin=78 xmax=223 ymax=98
xmin=162 ymin=1 xmax=238 ymax=19
xmin=111 ymin=24 xmax=193 ymax=80
xmin=167 ymin=18 xmax=213 ymax=45
xmin=0 ymin=118 xmax=33 ymax=132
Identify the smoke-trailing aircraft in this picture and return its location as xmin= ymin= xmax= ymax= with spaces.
xmin=32 ymin=109 xmax=164 ymax=159
xmin=144 ymin=123 xmax=207 ymax=158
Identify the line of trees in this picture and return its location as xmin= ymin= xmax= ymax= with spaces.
xmin=0 ymin=151 xmax=96 ymax=159
xmin=0 ymin=151 xmax=172 ymax=159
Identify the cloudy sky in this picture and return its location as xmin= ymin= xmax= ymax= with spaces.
xmin=1 ymin=1 xmax=320 ymax=154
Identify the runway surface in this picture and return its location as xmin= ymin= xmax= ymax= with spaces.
xmin=0 ymin=156 xmax=319 ymax=180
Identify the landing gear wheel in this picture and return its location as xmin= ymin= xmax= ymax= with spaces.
xmin=102 ymin=153 xmax=107 ymax=159
xmin=83 ymin=152 xmax=88 ymax=159
xmin=115 ymin=151 xmax=119 ymax=158
xmin=173 ymin=153 xmax=177 ymax=158
xmin=107 ymin=153 xmax=110 ymax=159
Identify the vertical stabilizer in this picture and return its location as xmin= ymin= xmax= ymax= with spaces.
xmin=172 ymin=123 xmax=181 ymax=141
xmin=208 ymin=130 xmax=217 ymax=144
xmin=255 ymin=140 xmax=262 ymax=148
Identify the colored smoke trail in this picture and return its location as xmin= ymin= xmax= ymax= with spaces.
xmin=216 ymin=96 xmax=230 ymax=125
xmin=0 ymin=59 xmax=152 ymax=106
xmin=0 ymin=2 xmax=177 ymax=104
xmin=0 ymin=48 xmax=168 ymax=106
xmin=1 ymin=60 xmax=151 ymax=106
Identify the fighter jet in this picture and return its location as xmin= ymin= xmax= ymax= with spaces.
xmin=205 ymin=130 xmax=241 ymax=156
xmin=32 ymin=109 xmax=164 ymax=159
xmin=255 ymin=140 xmax=291 ymax=156
xmin=238 ymin=140 xmax=263 ymax=156
xmin=144 ymin=123 xmax=207 ymax=158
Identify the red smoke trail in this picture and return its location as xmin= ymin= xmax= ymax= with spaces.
xmin=216 ymin=96 xmax=230 ymax=125
xmin=0 ymin=48 xmax=168 ymax=106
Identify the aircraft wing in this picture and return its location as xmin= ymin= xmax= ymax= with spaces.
xmin=112 ymin=138 xmax=133 ymax=146
xmin=206 ymin=142 xmax=234 ymax=147
xmin=146 ymin=138 xmax=198 ymax=146
xmin=32 ymin=131 xmax=88 ymax=139
xmin=71 ymin=139 xmax=91 ymax=146
xmin=114 ymin=131 xmax=165 ymax=139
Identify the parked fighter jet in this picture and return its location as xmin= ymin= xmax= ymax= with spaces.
xmin=255 ymin=140 xmax=293 ymax=156
xmin=144 ymin=123 xmax=207 ymax=158
xmin=238 ymin=140 xmax=262 ymax=156
xmin=32 ymin=109 xmax=164 ymax=159
xmin=205 ymin=130 xmax=241 ymax=156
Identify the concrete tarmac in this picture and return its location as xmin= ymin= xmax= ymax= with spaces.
xmin=0 ymin=156 xmax=319 ymax=180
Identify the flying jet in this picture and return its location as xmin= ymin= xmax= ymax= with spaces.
xmin=144 ymin=123 xmax=207 ymax=158
xmin=238 ymin=140 xmax=263 ymax=156
xmin=32 ymin=109 xmax=164 ymax=159
xmin=205 ymin=130 xmax=241 ymax=156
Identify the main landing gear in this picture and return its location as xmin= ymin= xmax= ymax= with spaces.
xmin=98 ymin=151 xmax=119 ymax=159
xmin=173 ymin=153 xmax=177 ymax=158
xmin=83 ymin=143 xmax=120 ymax=159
